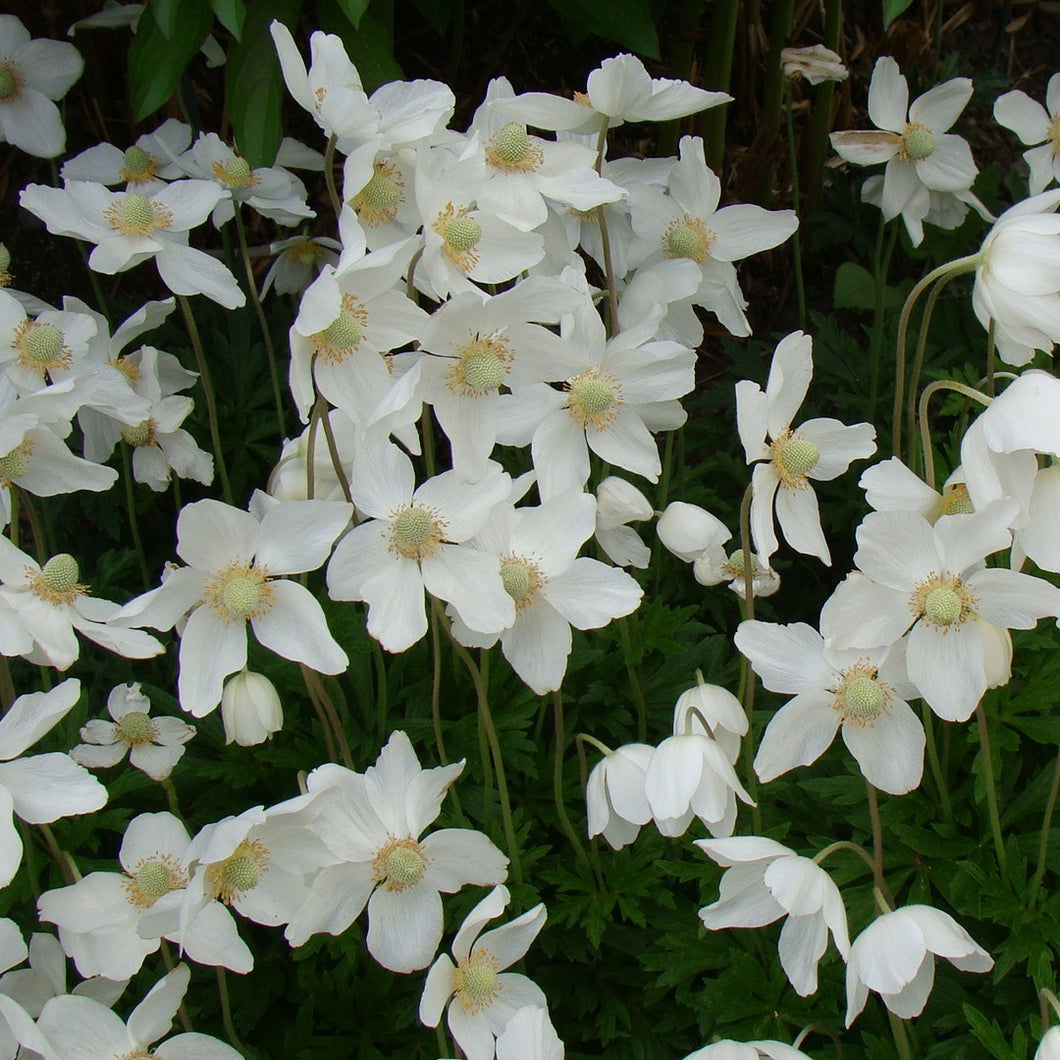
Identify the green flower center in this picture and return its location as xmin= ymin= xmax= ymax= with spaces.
xmin=724 ymin=549 xmax=759 ymax=576
xmin=457 ymin=950 xmax=502 ymax=1013
xmin=493 ymin=122 xmax=531 ymax=163
xmin=667 ymin=225 xmax=701 ymax=259
xmin=924 ymin=586 xmax=962 ymax=625
xmin=41 ymin=554 xmax=80 ymax=593
xmin=221 ymin=575 xmax=262 ymax=618
xmin=843 ymin=676 xmax=884 ymax=720
xmin=360 ymin=169 xmax=402 ymax=210
xmin=0 ymin=446 xmax=29 ymax=482
xmin=0 ymin=68 xmax=15 ymax=102
xmin=224 ymin=856 xmax=261 ymax=892
xmin=500 ymin=562 xmax=532 ymax=601
xmin=572 ymin=378 xmax=614 ymax=416
xmin=935 ymin=483 xmax=974 ymax=517
xmin=206 ymin=839 xmax=269 ymax=903
xmin=902 ymin=122 xmax=935 ymax=161
xmin=106 ymin=191 xmax=171 ymax=235
xmin=223 ymin=157 xmax=252 ymax=185
xmin=463 ymin=351 xmax=504 ymax=393
xmin=778 ymin=437 xmax=820 ymax=477
xmin=383 ymin=845 xmax=426 ymax=886
xmin=122 ymin=145 xmax=152 ymax=177
xmin=0 ymin=243 xmax=11 ymax=274
xmin=135 ymin=859 xmax=176 ymax=899
xmin=120 ymin=419 xmax=155 ymax=447
xmin=118 ymin=710 xmax=155 ymax=745
xmin=444 ymin=215 xmax=482 ymax=252
xmin=324 ymin=311 xmax=364 ymax=351
xmin=22 ymin=323 xmax=63 ymax=366
xmin=392 ymin=506 xmax=436 ymax=553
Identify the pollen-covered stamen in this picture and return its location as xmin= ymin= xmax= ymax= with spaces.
xmin=123 ymin=853 xmax=188 ymax=909
xmin=899 ymin=121 xmax=936 ymax=161
xmin=933 ymin=482 xmax=974 ymax=519
xmin=353 ymin=160 xmax=405 ymax=227
xmin=832 ymin=662 xmax=890 ymax=726
xmin=372 ymin=836 xmax=429 ymax=891
xmin=203 ymin=561 xmax=274 ymax=622
xmin=104 ymin=192 xmax=173 ymax=236
xmin=1050 ymin=114 xmax=1060 ymax=153
xmin=206 ymin=839 xmax=270 ymax=904
xmin=0 ymin=440 xmax=32 ymax=485
xmin=499 ymin=554 xmax=545 ymax=610
xmin=662 ymin=215 xmax=713 ymax=264
xmin=211 ymin=155 xmax=260 ymax=188
xmin=769 ymin=430 xmax=820 ymax=487
xmin=486 ymin=122 xmax=543 ymax=173
xmin=432 ymin=203 xmax=482 ymax=272
xmin=30 ymin=553 xmax=89 ymax=606
xmin=14 ymin=320 xmax=72 ymax=376
xmin=121 ymin=419 xmax=157 ymax=448
xmin=389 ymin=503 xmax=445 ymax=561
xmin=288 ymin=240 xmax=324 ymax=267
xmin=721 ymin=549 xmax=759 ymax=578
xmin=0 ymin=66 xmax=18 ymax=102
xmin=447 ymin=333 xmax=515 ymax=397
xmin=120 ymin=145 xmax=159 ymax=185
xmin=116 ymin=710 xmax=157 ymax=746
xmin=566 ymin=367 xmax=622 ymax=431
xmin=0 ymin=243 xmax=11 ymax=287
xmin=455 ymin=948 xmax=502 ymax=1013
xmin=911 ymin=571 xmax=977 ymax=631
xmin=310 ymin=294 xmax=369 ymax=363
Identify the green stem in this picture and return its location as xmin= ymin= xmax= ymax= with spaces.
xmin=233 ymin=205 xmax=286 ymax=437
xmin=888 ymin=1010 xmax=915 ymax=1060
xmin=552 ymin=690 xmax=595 ymax=878
xmin=161 ymin=778 xmax=184 ymax=820
xmin=804 ymin=0 xmax=842 ymax=213
xmin=985 ymin=316 xmax=997 ymax=397
xmin=301 ymin=664 xmax=353 ymax=768
xmin=323 ymin=134 xmax=341 ymax=217
xmin=1029 ymin=747 xmax=1060 ymax=910
xmin=920 ymin=701 xmax=953 ymax=823
xmin=866 ymin=781 xmax=895 ymax=907
xmin=301 ymin=663 xmax=338 ymax=763
xmin=918 ymin=381 xmax=993 ymax=490
xmin=121 ymin=444 xmax=151 ymax=590
xmin=7 ymin=489 xmax=17 ymax=551
xmin=593 ymin=117 xmax=620 ymax=338
xmin=217 ymin=967 xmax=254 ymax=1058
xmin=616 ymin=617 xmax=647 ymax=743
xmin=814 ymin=839 xmax=879 ymax=878
xmin=177 ymin=294 xmax=233 ymax=504
xmin=159 ymin=941 xmax=194 ymax=1031
xmin=0 ymin=658 xmax=13 ymax=712
xmin=784 ymin=81 xmax=806 ymax=330
xmin=868 ymin=220 xmax=898 ymax=420
xmin=18 ymin=489 xmax=48 ymax=563
xmin=975 ymin=701 xmax=1009 ymax=882
xmin=698 ymin=0 xmax=739 ymax=172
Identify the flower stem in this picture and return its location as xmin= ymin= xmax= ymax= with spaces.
xmin=920 ymin=701 xmax=953 ymax=823
xmin=616 ymin=616 xmax=647 ymax=743
xmin=161 ymin=778 xmax=184 ymax=820
xmin=301 ymin=665 xmax=353 ymax=769
xmin=783 ymin=81 xmax=806 ymax=331
xmin=813 ymin=838 xmax=879 ymax=877
xmin=217 ymin=967 xmax=254 ymax=1058
xmin=159 ymin=941 xmax=194 ymax=1031
xmin=233 ymin=206 xmax=286 ymax=437
xmin=865 ymin=781 xmax=895 ymax=907
xmin=323 ymin=134 xmax=341 ymax=217
xmin=593 ymin=116 xmax=620 ymax=338
xmin=177 ymin=294 xmax=233 ymax=504
xmin=552 ymin=690 xmax=596 ymax=879
xmin=300 ymin=663 xmax=338 ymax=763
xmin=975 ymin=701 xmax=1009 ymax=882
xmin=918 ymin=380 xmax=992 ymax=490
xmin=120 ymin=443 xmax=151 ymax=590
xmin=1029 ymin=747 xmax=1060 ymax=910
xmin=868 ymin=219 xmax=898 ymax=421
xmin=888 ymin=1010 xmax=915 ymax=1060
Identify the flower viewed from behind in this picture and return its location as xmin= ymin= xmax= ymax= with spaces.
xmin=845 ymin=905 xmax=992 ymax=1025
xmin=781 ymin=45 xmax=848 ymax=85
xmin=420 ymin=884 xmax=548 ymax=1060
xmin=0 ymin=15 xmax=83 ymax=158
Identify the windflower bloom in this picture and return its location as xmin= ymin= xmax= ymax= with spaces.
xmin=113 ymin=496 xmax=351 ymax=716
xmin=830 ymin=57 xmax=977 ymax=245
xmin=845 ymin=905 xmax=992 ymax=1025
xmin=698 ymin=837 xmax=850 ymax=996
xmin=420 ymin=885 xmax=548 ymax=1060
xmin=994 ymin=74 xmax=1060 ymax=194
xmin=586 ymin=742 xmax=654 ymax=850
xmin=594 ymin=476 xmax=653 ymax=569
xmin=61 ymin=118 xmax=191 ymax=190
xmin=736 ymin=331 xmax=876 ymax=565
xmin=781 ymin=45 xmax=848 ymax=85
xmin=72 ymin=682 xmax=195 ymax=781
xmin=683 ymin=1043 xmax=813 ymax=1060
xmin=0 ymin=15 xmax=83 ymax=158
xmin=220 ymin=670 xmax=283 ymax=746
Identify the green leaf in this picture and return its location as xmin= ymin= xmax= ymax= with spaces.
xmin=334 ymin=0 xmax=370 ymax=28
xmin=545 ymin=0 xmax=660 ymax=58
xmin=211 ymin=0 xmax=247 ymax=39
xmin=883 ymin=0 xmax=917 ymax=27
xmin=150 ymin=0 xmax=182 ymax=37
xmin=227 ymin=0 xmax=300 ymax=167
xmin=412 ymin=0 xmax=450 ymax=35
xmin=833 ymin=260 xmax=902 ymax=311
xmin=129 ymin=0 xmax=214 ymax=120
xmin=964 ymin=1003 xmax=1021 ymax=1060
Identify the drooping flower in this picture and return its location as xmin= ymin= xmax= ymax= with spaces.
xmin=594 ymin=476 xmax=653 ymax=568
xmin=220 ymin=670 xmax=283 ymax=747
xmin=585 ymin=742 xmax=654 ymax=851
xmin=496 ymin=1006 xmax=564 ymax=1060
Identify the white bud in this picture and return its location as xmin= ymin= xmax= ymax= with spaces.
xmin=221 ymin=671 xmax=283 ymax=746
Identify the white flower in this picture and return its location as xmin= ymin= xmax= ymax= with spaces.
xmin=496 ymin=1006 xmax=564 ymax=1060
xmin=220 ymin=670 xmax=283 ymax=746
xmin=845 ymin=905 xmax=992 ymax=1025
xmin=860 ymin=455 xmax=974 ymax=522
xmin=781 ymin=45 xmax=848 ymax=85
xmin=697 ymin=836 xmax=850 ymax=997
xmin=736 ymin=619 xmax=923 ymax=794
xmin=113 ymin=495 xmax=351 ymax=716
xmin=971 ymin=189 xmax=1060 ymax=365
xmin=61 ymin=118 xmax=191 ymax=190
xmin=994 ymin=74 xmax=1060 ymax=194
xmin=261 ymin=234 xmax=340 ymax=297
xmin=420 ymin=885 xmax=548 ymax=1060
xmin=72 ymin=682 xmax=195 ymax=781
xmin=736 ymin=331 xmax=876 ymax=564
xmin=682 ymin=1042 xmax=813 ymax=1060
xmin=1037 ymin=1026 xmax=1060 ymax=1059
xmin=594 ymin=476 xmax=653 ymax=568
xmin=286 ymin=731 xmax=507 ymax=972
xmin=0 ymin=15 xmax=83 ymax=158
xmin=586 ymin=742 xmax=654 ymax=850
xmin=830 ymin=57 xmax=977 ymax=245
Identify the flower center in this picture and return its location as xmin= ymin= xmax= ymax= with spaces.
xmin=722 ymin=549 xmax=759 ymax=576
xmin=499 ymin=555 xmax=544 ymax=609
xmin=566 ymin=368 xmax=622 ymax=430
xmin=117 ymin=710 xmax=157 ymax=745
xmin=104 ymin=192 xmax=173 ymax=236
xmin=15 ymin=320 xmax=71 ymax=376
xmin=1050 ymin=113 xmax=1060 ymax=153
xmin=372 ymin=836 xmax=428 ymax=891
xmin=124 ymin=854 xmax=188 ymax=908
xmin=0 ymin=441 xmax=32 ymax=484
xmin=0 ymin=66 xmax=17 ymax=102
xmin=352 ymin=161 xmax=404 ymax=227
xmin=212 ymin=155 xmax=258 ymax=188
xmin=911 ymin=571 xmax=977 ymax=631
xmin=832 ymin=662 xmax=890 ymax=726
xmin=311 ymin=294 xmax=368 ymax=363
xmin=447 ymin=334 xmax=514 ymax=396
xmin=203 ymin=562 xmax=274 ymax=622
xmin=934 ymin=483 xmax=974 ymax=519
xmin=900 ymin=121 xmax=935 ymax=161
xmin=289 ymin=240 xmax=323 ymax=267
xmin=455 ymin=949 xmax=502 ymax=1013
xmin=389 ymin=504 xmax=444 ymax=560
xmin=30 ymin=553 xmax=87 ymax=606
xmin=432 ymin=203 xmax=481 ymax=271
xmin=486 ymin=122 xmax=542 ymax=173
xmin=769 ymin=430 xmax=820 ymax=487
xmin=120 ymin=145 xmax=159 ymax=185
xmin=109 ymin=355 xmax=141 ymax=382
xmin=121 ymin=419 xmax=156 ymax=447
xmin=662 ymin=215 xmax=713 ymax=264
xmin=206 ymin=839 xmax=269 ymax=904
xmin=0 ymin=243 xmax=10 ymax=286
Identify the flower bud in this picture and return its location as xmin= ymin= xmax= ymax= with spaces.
xmin=221 ymin=671 xmax=283 ymax=746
